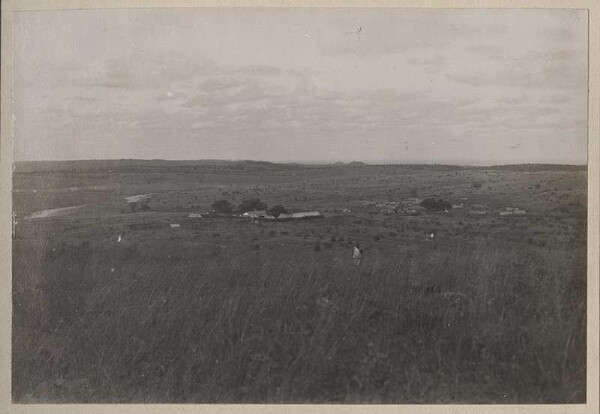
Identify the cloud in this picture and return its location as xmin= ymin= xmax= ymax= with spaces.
xmin=446 ymin=61 xmax=586 ymax=90
xmin=405 ymin=54 xmax=447 ymax=73
xmin=12 ymin=8 xmax=587 ymax=164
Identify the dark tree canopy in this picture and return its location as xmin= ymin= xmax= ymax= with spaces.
xmin=238 ymin=198 xmax=268 ymax=214
xmin=267 ymin=205 xmax=288 ymax=218
xmin=211 ymin=199 xmax=234 ymax=214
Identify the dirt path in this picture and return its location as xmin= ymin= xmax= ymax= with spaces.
xmin=24 ymin=205 xmax=86 ymax=220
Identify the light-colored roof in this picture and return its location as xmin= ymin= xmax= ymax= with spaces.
xmin=243 ymin=210 xmax=267 ymax=217
xmin=289 ymin=211 xmax=321 ymax=217
xmin=278 ymin=211 xmax=322 ymax=219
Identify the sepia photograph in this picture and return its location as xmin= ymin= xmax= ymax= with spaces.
xmin=3 ymin=1 xmax=598 ymax=409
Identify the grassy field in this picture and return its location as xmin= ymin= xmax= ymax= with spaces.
xmin=12 ymin=160 xmax=587 ymax=403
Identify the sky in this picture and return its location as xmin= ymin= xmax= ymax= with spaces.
xmin=13 ymin=7 xmax=588 ymax=165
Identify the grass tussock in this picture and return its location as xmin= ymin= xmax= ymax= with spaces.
xmin=12 ymin=241 xmax=585 ymax=403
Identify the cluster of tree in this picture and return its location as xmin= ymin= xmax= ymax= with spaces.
xmin=211 ymin=198 xmax=288 ymax=217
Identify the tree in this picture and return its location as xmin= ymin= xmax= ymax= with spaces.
xmin=267 ymin=205 xmax=287 ymax=218
xmin=238 ymin=198 xmax=267 ymax=214
xmin=212 ymin=199 xmax=234 ymax=214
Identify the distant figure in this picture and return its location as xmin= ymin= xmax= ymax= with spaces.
xmin=352 ymin=242 xmax=363 ymax=266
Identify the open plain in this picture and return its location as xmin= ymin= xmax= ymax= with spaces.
xmin=12 ymin=160 xmax=587 ymax=403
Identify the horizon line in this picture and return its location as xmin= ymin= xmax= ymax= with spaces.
xmin=12 ymin=158 xmax=589 ymax=168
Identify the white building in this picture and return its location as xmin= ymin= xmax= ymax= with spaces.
xmin=278 ymin=211 xmax=323 ymax=220
xmin=242 ymin=210 xmax=268 ymax=218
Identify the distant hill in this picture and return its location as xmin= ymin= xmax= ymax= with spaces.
xmin=482 ymin=164 xmax=587 ymax=172
xmin=13 ymin=159 xmax=237 ymax=173
xmin=13 ymin=159 xmax=301 ymax=173
xmin=13 ymin=159 xmax=587 ymax=173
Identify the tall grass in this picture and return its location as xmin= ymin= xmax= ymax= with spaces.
xmin=12 ymin=240 xmax=585 ymax=403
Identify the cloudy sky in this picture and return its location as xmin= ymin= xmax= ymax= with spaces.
xmin=13 ymin=8 xmax=588 ymax=165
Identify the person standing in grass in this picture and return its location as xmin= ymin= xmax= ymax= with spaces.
xmin=352 ymin=241 xmax=363 ymax=266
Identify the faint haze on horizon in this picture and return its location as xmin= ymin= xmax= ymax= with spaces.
xmin=13 ymin=8 xmax=588 ymax=165
xmin=12 ymin=157 xmax=588 ymax=167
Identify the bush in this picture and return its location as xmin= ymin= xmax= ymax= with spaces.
xmin=238 ymin=198 xmax=268 ymax=214
xmin=267 ymin=205 xmax=287 ymax=218
xmin=211 ymin=199 xmax=234 ymax=214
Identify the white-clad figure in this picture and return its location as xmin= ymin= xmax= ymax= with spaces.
xmin=352 ymin=242 xmax=363 ymax=267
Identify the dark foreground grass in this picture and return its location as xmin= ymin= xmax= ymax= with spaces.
xmin=13 ymin=240 xmax=585 ymax=403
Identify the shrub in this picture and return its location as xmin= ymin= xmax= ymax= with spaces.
xmin=211 ymin=199 xmax=234 ymax=214
xmin=267 ymin=205 xmax=287 ymax=218
xmin=238 ymin=198 xmax=268 ymax=214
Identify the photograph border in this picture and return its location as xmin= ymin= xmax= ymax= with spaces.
xmin=1 ymin=0 xmax=598 ymax=413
